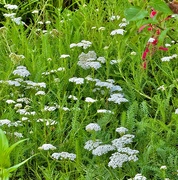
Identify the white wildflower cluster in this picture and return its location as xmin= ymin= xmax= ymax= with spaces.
xmin=4 ymin=4 xmax=24 ymax=25
xmin=38 ymin=144 xmax=57 ymax=150
xmin=68 ymin=95 xmax=78 ymax=101
xmin=92 ymin=145 xmax=116 ymax=156
xmin=70 ymin=40 xmax=92 ymax=49
xmin=110 ymin=17 xmax=128 ymax=35
xmin=69 ymin=77 xmax=84 ymax=84
xmin=42 ymin=67 xmax=65 ymax=76
xmin=84 ymin=126 xmax=139 ymax=168
xmin=97 ymin=109 xmax=113 ymax=114
xmin=85 ymin=97 xmax=97 ymax=103
xmin=60 ymin=54 xmax=70 ymax=58
xmin=77 ymin=51 xmax=105 ymax=70
xmin=108 ymin=93 xmax=128 ymax=105
xmin=51 ymin=152 xmax=76 ymax=161
xmin=85 ymin=123 xmax=101 ymax=132
xmin=84 ymin=139 xmax=102 ymax=151
xmin=109 ymin=15 xmax=120 ymax=21
xmin=132 ymin=173 xmax=147 ymax=180
xmin=13 ymin=66 xmax=30 ymax=78
xmin=37 ymin=119 xmax=57 ymax=126
xmin=0 ymin=119 xmax=22 ymax=127
xmin=161 ymin=54 xmax=177 ymax=62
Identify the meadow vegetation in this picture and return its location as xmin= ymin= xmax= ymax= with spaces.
xmin=0 ymin=0 xmax=178 ymax=179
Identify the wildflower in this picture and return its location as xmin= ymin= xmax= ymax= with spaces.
xmin=165 ymin=43 xmax=171 ymax=47
xmin=60 ymin=54 xmax=70 ymax=58
xmin=13 ymin=66 xmax=30 ymax=78
xmin=150 ymin=9 xmax=157 ymax=18
xmin=78 ymin=51 xmax=100 ymax=69
xmin=51 ymin=152 xmax=76 ymax=161
xmin=37 ymin=119 xmax=57 ymax=126
xmin=85 ymin=123 xmax=101 ymax=132
xmin=108 ymin=152 xmax=129 ymax=168
xmin=84 ymin=140 xmax=102 ymax=151
xmin=17 ymin=97 xmax=30 ymax=104
xmin=160 ymin=165 xmax=167 ymax=170
xmin=175 ymin=108 xmax=178 ymax=114
xmin=44 ymin=106 xmax=57 ymax=111
xmin=7 ymin=80 xmax=21 ymax=86
xmin=70 ymin=40 xmax=92 ymax=49
xmin=6 ymin=100 xmax=16 ymax=104
xmin=4 ymin=4 xmax=18 ymax=10
xmin=119 ymin=22 xmax=128 ymax=27
xmin=14 ymin=132 xmax=23 ymax=138
xmin=85 ymin=97 xmax=97 ymax=103
xmin=131 ymin=51 xmax=137 ymax=55
xmin=97 ymin=109 xmax=113 ymax=114
xmin=35 ymin=91 xmax=46 ymax=96
xmin=38 ymin=144 xmax=56 ymax=150
xmin=12 ymin=17 xmax=23 ymax=25
xmin=92 ymin=145 xmax=116 ymax=156
xmin=108 ymin=93 xmax=128 ymax=104
xmin=0 ymin=119 xmax=11 ymax=126
xmin=109 ymin=15 xmax=120 ymax=21
xmin=68 ymin=95 xmax=78 ymax=100
xmin=32 ymin=10 xmax=39 ymax=14
xmin=14 ymin=103 xmax=23 ymax=109
xmin=116 ymin=127 xmax=128 ymax=135
xmin=3 ymin=13 xmax=16 ymax=18
xmin=133 ymin=174 xmax=147 ymax=180
xmin=111 ymin=134 xmax=135 ymax=148
xmin=161 ymin=54 xmax=177 ymax=62
xmin=97 ymin=57 xmax=106 ymax=63
xmin=110 ymin=60 xmax=118 ymax=65
xmin=98 ymin=27 xmax=105 ymax=31
xmin=110 ymin=29 xmax=125 ymax=35
xmin=45 ymin=21 xmax=51 ymax=24
xmin=69 ymin=77 xmax=84 ymax=84
xmin=38 ymin=21 xmax=43 ymax=25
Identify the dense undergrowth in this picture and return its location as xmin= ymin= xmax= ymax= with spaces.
xmin=0 ymin=0 xmax=178 ymax=179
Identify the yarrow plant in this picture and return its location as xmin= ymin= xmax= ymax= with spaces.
xmin=84 ymin=124 xmax=139 ymax=168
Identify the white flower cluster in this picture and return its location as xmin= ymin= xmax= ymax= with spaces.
xmin=69 ymin=77 xmax=84 ymax=84
xmin=4 ymin=4 xmax=24 ymax=25
xmin=161 ymin=54 xmax=177 ymax=62
xmin=37 ymin=119 xmax=57 ymax=126
xmin=70 ymin=40 xmax=92 ymax=49
xmin=42 ymin=67 xmax=65 ymax=76
xmin=0 ymin=119 xmax=22 ymax=127
xmin=13 ymin=66 xmax=31 ymax=78
xmin=38 ymin=144 xmax=57 ymax=150
xmin=132 ymin=173 xmax=147 ymax=180
xmin=84 ymin=126 xmax=139 ymax=168
xmin=77 ymin=51 xmax=105 ymax=70
xmin=84 ymin=139 xmax=102 ymax=151
xmin=85 ymin=123 xmax=101 ymax=132
xmin=51 ymin=152 xmax=76 ymax=161
xmin=108 ymin=93 xmax=128 ymax=104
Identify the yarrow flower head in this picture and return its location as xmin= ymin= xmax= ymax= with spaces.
xmin=4 ymin=4 xmax=18 ymax=10
xmin=78 ymin=51 xmax=102 ymax=70
xmin=51 ymin=152 xmax=76 ymax=161
xmin=133 ymin=173 xmax=147 ymax=180
xmin=92 ymin=144 xmax=116 ymax=156
xmin=38 ymin=144 xmax=56 ymax=150
xmin=85 ymin=97 xmax=97 ymax=103
xmin=116 ymin=127 xmax=128 ymax=135
xmin=84 ymin=139 xmax=102 ymax=151
xmin=85 ymin=123 xmax=101 ymax=132
xmin=110 ymin=29 xmax=126 ymax=36
xmin=13 ymin=66 xmax=30 ymax=77
xmin=69 ymin=77 xmax=84 ymax=84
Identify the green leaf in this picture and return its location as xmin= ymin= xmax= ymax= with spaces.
xmin=158 ymin=28 xmax=170 ymax=45
xmin=124 ymin=7 xmax=148 ymax=21
xmin=149 ymin=0 xmax=173 ymax=14
xmin=0 ymin=129 xmax=10 ymax=168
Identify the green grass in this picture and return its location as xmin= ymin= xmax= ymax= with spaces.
xmin=0 ymin=0 xmax=178 ymax=179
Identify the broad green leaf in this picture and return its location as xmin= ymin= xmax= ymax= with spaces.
xmin=149 ymin=0 xmax=173 ymax=14
xmin=4 ymin=139 xmax=28 ymax=158
xmin=6 ymin=155 xmax=35 ymax=174
xmin=124 ymin=7 xmax=148 ymax=21
xmin=0 ymin=129 xmax=10 ymax=168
